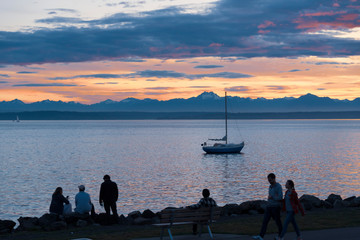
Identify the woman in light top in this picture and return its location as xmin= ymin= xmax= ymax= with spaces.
xmin=276 ymin=180 xmax=305 ymax=240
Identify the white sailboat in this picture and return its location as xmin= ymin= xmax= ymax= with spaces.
xmin=16 ymin=115 xmax=20 ymax=122
xmin=202 ymin=92 xmax=244 ymax=154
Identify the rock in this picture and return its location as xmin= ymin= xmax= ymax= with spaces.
xmin=321 ymin=200 xmax=333 ymax=209
xmin=302 ymin=201 xmax=313 ymax=211
xmin=350 ymin=197 xmax=360 ymax=207
xmin=238 ymin=200 xmax=267 ymax=214
xmin=299 ymin=195 xmax=322 ymax=208
xmin=17 ymin=217 xmax=41 ymax=231
xmin=221 ymin=204 xmax=241 ymax=216
xmin=64 ymin=212 xmax=92 ymax=226
xmin=128 ymin=211 xmax=141 ymax=219
xmin=39 ymin=213 xmax=58 ymax=229
xmin=0 ymin=220 xmax=16 ymax=233
xmin=248 ymin=210 xmax=258 ymax=215
xmin=142 ymin=209 xmax=156 ymax=219
xmin=333 ymin=199 xmax=344 ymax=208
xmin=96 ymin=213 xmax=118 ymax=226
xmin=76 ymin=219 xmax=88 ymax=227
xmin=343 ymin=196 xmax=356 ymax=202
xmin=326 ymin=194 xmax=342 ymax=205
xmin=49 ymin=221 xmax=67 ymax=231
xmin=133 ymin=216 xmax=153 ymax=225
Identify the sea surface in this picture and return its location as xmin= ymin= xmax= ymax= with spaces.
xmin=1 ymin=119 xmax=360 ymax=222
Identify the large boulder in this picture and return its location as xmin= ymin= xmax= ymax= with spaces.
xmin=321 ymin=200 xmax=333 ymax=209
xmin=221 ymin=204 xmax=241 ymax=216
xmin=299 ymin=195 xmax=322 ymax=208
xmin=142 ymin=209 xmax=156 ymax=219
xmin=0 ymin=220 xmax=16 ymax=233
xmin=333 ymin=199 xmax=345 ymax=209
xmin=39 ymin=213 xmax=59 ymax=231
xmin=326 ymin=194 xmax=342 ymax=205
xmin=133 ymin=216 xmax=153 ymax=225
xmin=238 ymin=200 xmax=267 ymax=214
xmin=128 ymin=211 xmax=141 ymax=219
xmin=350 ymin=197 xmax=360 ymax=207
xmin=49 ymin=221 xmax=67 ymax=231
xmin=17 ymin=217 xmax=41 ymax=231
xmin=96 ymin=213 xmax=118 ymax=225
xmin=64 ymin=212 xmax=92 ymax=226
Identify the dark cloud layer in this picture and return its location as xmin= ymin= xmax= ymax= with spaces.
xmin=13 ymin=83 xmax=77 ymax=87
xmin=49 ymin=70 xmax=253 ymax=80
xmin=0 ymin=0 xmax=359 ymax=65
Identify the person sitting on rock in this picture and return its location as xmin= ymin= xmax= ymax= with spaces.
xmin=74 ymin=185 xmax=95 ymax=216
xmin=49 ymin=187 xmax=69 ymax=215
xmin=187 ymin=188 xmax=217 ymax=235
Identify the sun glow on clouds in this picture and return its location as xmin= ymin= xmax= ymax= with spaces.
xmin=1 ymin=56 xmax=359 ymax=103
xmin=309 ymin=27 xmax=360 ymax=40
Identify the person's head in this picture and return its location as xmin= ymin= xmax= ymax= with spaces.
xmin=286 ymin=180 xmax=295 ymax=190
xmin=103 ymin=175 xmax=110 ymax=181
xmin=78 ymin=185 xmax=85 ymax=192
xmin=267 ymin=173 xmax=276 ymax=185
xmin=54 ymin=187 xmax=63 ymax=195
xmin=202 ymin=189 xmax=210 ymax=198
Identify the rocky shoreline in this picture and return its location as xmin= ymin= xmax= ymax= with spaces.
xmin=1 ymin=193 xmax=360 ymax=234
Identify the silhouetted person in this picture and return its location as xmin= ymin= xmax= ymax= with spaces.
xmin=276 ymin=180 xmax=304 ymax=240
xmin=75 ymin=185 xmax=95 ymax=216
xmin=49 ymin=187 xmax=69 ymax=215
xmin=188 ymin=188 xmax=217 ymax=235
xmin=99 ymin=175 xmax=119 ymax=218
xmin=252 ymin=173 xmax=283 ymax=240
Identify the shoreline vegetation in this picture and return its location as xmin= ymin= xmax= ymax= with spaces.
xmin=1 ymin=193 xmax=360 ymax=240
xmin=1 ymin=111 xmax=360 ymax=120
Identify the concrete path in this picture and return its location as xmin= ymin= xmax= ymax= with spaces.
xmin=133 ymin=227 xmax=360 ymax=240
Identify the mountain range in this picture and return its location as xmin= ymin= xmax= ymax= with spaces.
xmin=1 ymin=92 xmax=360 ymax=113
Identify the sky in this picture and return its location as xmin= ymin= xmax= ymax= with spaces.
xmin=0 ymin=0 xmax=359 ymax=103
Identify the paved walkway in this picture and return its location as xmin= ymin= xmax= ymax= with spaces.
xmin=133 ymin=227 xmax=360 ymax=240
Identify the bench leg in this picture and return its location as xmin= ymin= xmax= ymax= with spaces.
xmin=160 ymin=227 xmax=165 ymax=240
xmin=167 ymin=228 xmax=174 ymax=240
xmin=207 ymin=225 xmax=214 ymax=239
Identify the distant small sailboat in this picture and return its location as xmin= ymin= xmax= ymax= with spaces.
xmin=16 ymin=115 xmax=20 ymax=122
xmin=201 ymin=92 xmax=244 ymax=154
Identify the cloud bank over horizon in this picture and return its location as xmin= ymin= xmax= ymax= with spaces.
xmin=0 ymin=0 xmax=359 ymax=65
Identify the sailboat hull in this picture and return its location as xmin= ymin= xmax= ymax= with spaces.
xmin=202 ymin=142 xmax=244 ymax=154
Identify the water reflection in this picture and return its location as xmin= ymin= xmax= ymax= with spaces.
xmin=0 ymin=120 xmax=360 ymax=222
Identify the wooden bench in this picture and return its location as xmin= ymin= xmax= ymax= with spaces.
xmin=153 ymin=207 xmax=221 ymax=240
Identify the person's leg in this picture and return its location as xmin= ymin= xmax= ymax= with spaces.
xmin=110 ymin=201 xmax=118 ymax=217
xmin=104 ymin=202 xmax=111 ymax=215
xmin=192 ymin=224 xmax=198 ymax=234
xmin=290 ymin=213 xmax=301 ymax=237
xmin=272 ymin=206 xmax=283 ymax=236
xmin=279 ymin=211 xmax=293 ymax=238
xmin=259 ymin=207 xmax=272 ymax=237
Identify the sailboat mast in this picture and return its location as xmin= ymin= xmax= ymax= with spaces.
xmin=225 ymin=92 xmax=228 ymax=144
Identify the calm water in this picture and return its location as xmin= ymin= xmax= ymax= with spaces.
xmin=1 ymin=120 xmax=360 ymax=222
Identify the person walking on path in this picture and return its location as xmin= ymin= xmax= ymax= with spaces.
xmin=252 ymin=173 xmax=283 ymax=240
xmin=99 ymin=175 xmax=119 ymax=218
xmin=276 ymin=180 xmax=305 ymax=240
xmin=187 ymin=188 xmax=217 ymax=235
xmin=75 ymin=185 xmax=95 ymax=216
xmin=49 ymin=187 xmax=69 ymax=215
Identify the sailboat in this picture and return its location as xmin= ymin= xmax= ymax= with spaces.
xmin=202 ymin=92 xmax=244 ymax=154
xmin=16 ymin=115 xmax=20 ymax=122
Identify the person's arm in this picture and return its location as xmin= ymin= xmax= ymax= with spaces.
xmin=295 ymin=192 xmax=305 ymax=216
xmin=273 ymin=184 xmax=283 ymax=201
xmin=114 ymin=182 xmax=119 ymax=202
xmin=99 ymin=184 xmax=104 ymax=206
xmin=61 ymin=194 xmax=69 ymax=205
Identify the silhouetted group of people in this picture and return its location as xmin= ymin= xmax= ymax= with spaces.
xmin=49 ymin=172 xmax=304 ymax=240
xmin=252 ymin=173 xmax=305 ymax=240
xmin=49 ymin=174 xmax=118 ymax=218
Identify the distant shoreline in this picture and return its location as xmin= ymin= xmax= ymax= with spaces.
xmin=1 ymin=111 xmax=360 ymax=120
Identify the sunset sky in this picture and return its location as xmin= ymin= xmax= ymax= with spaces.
xmin=0 ymin=0 xmax=359 ymax=103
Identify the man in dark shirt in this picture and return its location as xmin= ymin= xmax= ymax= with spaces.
xmin=99 ymin=175 xmax=119 ymax=218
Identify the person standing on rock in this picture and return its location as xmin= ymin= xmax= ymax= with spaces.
xmin=252 ymin=173 xmax=283 ymax=240
xmin=276 ymin=180 xmax=304 ymax=240
xmin=99 ymin=175 xmax=119 ymax=218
